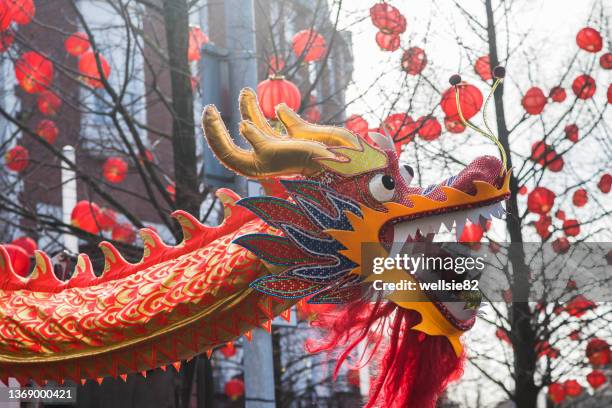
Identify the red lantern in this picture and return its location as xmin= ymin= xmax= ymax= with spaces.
xmin=166 ymin=183 xmax=176 ymax=201
xmin=383 ymin=113 xmax=417 ymax=145
xmin=224 ymin=378 xmax=245 ymax=401
xmin=112 ymin=223 xmax=136 ymax=244
xmin=375 ymin=31 xmax=400 ymax=52
xmin=563 ymin=380 xmax=582 ymax=397
xmin=552 ymin=237 xmax=570 ymax=254
xmin=98 ymin=207 xmax=117 ymax=231
xmin=370 ymin=3 xmax=406 ymax=35
xmin=78 ymin=51 xmax=111 ymax=88
xmin=572 ymin=189 xmax=588 ymax=207
xmin=4 ymin=145 xmax=28 ymax=172
xmin=0 ymin=30 xmax=14 ymax=52
xmin=518 ymin=186 xmax=527 ymax=195
xmin=527 ymin=187 xmax=555 ymax=215
xmin=565 ymin=295 xmax=595 ymax=318
xmin=600 ymin=53 xmax=612 ymax=69
xmin=347 ymin=369 xmax=360 ymax=387
xmin=71 ymin=201 xmax=101 ymax=235
xmin=345 ymin=114 xmax=369 ymax=138
xmin=607 ymin=83 xmax=612 ymax=104
xmin=569 ymin=330 xmax=581 ymax=341
xmin=416 ymin=116 xmax=441 ymax=141
xmin=220 ymin=342 xmax=236 ymax=358
xmin=444 ymin=116 xmax=465 ymax=134
xmin=586 ymin=370 xmax=606 ymax=389
xmin=534 ymin=215 xmax=552 ymax=239
xmin=537 ymin=341 xmax=559 ymax=359
xmin=548 ymin=383 xmax=565 ymax=404
xmin=64 ymin=32 xmax=90 ymax=57
xmin=268 ymin=56 xmax=285 ymax=75
xmin=598 ymin=173 xmax=611 ymax=193
xmin=35 ymin=119 xmax=58 ymax=144
xmin=10 ymin=236 xmax=37 ymax=257
xmin=440 ymin=83 xmax=483 ymax=121
xmin=530 ymin=141 xmax=563 ymax=172
xmin=474 ymin=55 xmax=492 ymax=81
xmin=187 ymin=26 xmax=209 ymax=62
xmin=15 ymin=51 xmax=54 ymax=94
xmin=37 ymin=90 xmax=61 ymax=116
xmin=563 ymin=219 xmax=580 ymax=237
xmin=586 ymin=338 xmax=610 ymax=367
xmin=571 ymin=74 xmax=596 ymax=99
xmin=0 ymin=0 xmax=35 ymax=30
xmin=522 ymin=87 xmax=547 ymax=115
xmin=103 ymin=157 xmax=128 ymax=184
xmin=302 ymin=95 xmax=321 ymax=123
xmin=549 ymin=86 xmax=566 ymax=103
xmin=4 ymin=244 xmax=30 ymax=277
xmin=459 ymin=220 xmax=484 ymax=243
xmin=576 ymin=27 xmax=602 ymax=53
xmin=401 ymin=47 xmax=427 ymax=75
xmin=256 ymin=77 xmax=301 ymax=119
xmin=555 ymin=210 xmax=566 ymax=220
xmin=564 ymin=124 xmax=578 ymax=142
xmin=291 ymin=29 xmax=326 ymax=62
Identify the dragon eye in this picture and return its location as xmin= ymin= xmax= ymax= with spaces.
xmin=400 ymin=164 xmax=414 ymax=185
xmin=369 ymin=174 xmax=396 ymax=202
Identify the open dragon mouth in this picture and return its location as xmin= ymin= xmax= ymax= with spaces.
xmin=379 ymin=156 xmax=510 ymax=330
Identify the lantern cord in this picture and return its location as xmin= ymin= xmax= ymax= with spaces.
xmin=454 ymin=80 xmax=507 ymax=173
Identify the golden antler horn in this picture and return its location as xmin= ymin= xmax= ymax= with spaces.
xmin=238 ymin=88 xmax=282 ymax=138
xmin=202 ymin=105 xmax=337 ymax=179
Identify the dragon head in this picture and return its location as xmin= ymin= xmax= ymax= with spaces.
xmin=202 ymin=87 xmax=510 ymax=356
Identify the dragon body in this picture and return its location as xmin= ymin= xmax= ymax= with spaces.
xmin=1 ymin=88 xmax=510 ymax=406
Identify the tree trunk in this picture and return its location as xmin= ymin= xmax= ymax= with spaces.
xmin=484 ymin=1 xmax=539 ymax=407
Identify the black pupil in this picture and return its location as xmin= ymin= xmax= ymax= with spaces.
xmin=381 ymin=175 xmax=395 ymax=190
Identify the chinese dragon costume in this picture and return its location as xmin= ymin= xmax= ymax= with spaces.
xmin=0 ymin=71 xmax=510 ymax=407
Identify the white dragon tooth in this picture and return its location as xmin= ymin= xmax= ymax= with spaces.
xmin=455 ymin=219 xmax=466 ymax=240
xmin=479 ymin=215 xmax=489 ymax=229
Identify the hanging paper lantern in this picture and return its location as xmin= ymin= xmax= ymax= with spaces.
xmin=564 ymin=124 xmax=578 ymax=142
xmin=607 ymin=83 xmax=612 ymax=104
xmin=220 ymin=342 xmax=236 ymax=358
xmin=302 ymin=95 xmax=321 ymax=123
xmin=268 ymin=56 xmax=285 ymax=75
xmin=569 ymin=330 xmax=581 ymax=341
xmin=534 ymin=214 xmax=552 ymax=239
xmin=97 ymin=207 xmax=117 ymax=231
xmin=572 ymin=189 xmax=588 ymax=207
xmin=383 ymin=113 xmax=417 ymax=146
xmin=112 ymin=223 xmax=136 ymax=244
xmin=440 ymin=82 xmax=483 ymax=121
xmin=459 ymin=220 xmax=484 ymax=243
xmin=103 ymin=157 xmax=128 ymax=184
xmin=598 ymin=173 xmax=611 ymax=193
xmin=0 ymin=30 xmax=14 ymax=52
xmin=15 ymin=51 xmax=54 ymax=94
xmin=571 ymin=74 xmax=596 ymax=99
xmin=600 ymin=53 xmax=612 ymax=70
xmin=522 ymin=87 xmax=547 ymax=115
xmin=64 ymin=32 xmax=90 ymax=57
xmin=37 ymin=90 xmax=61 ymax=116
xmin=370 ymin=3 xmax=406 ymax=35
xmin=187 ymin=26 xmax=209 ymax=62
xmin=0 ymin=0 xmax=35 ymax=30
xmin=224 ymin=378 xmax=245 ymax=401
xmin=563 ymin=380 xmax=582 ymax=397
xmin=549 ymin=86 xmax=566 ymax=103
xmin=375 ymin=31 xmax=400 ymax=52
xmin=166 ymin=183 xmax=176 ymax=201
xmin=444 ymin=116 xmax=465 ymax=134
xmin=586 ymin=338 xmax=610 ymax=367
xmin=4 ymin=244 xmax=30 ymax=277
xmin=518 ymin=186 xmax=527 ymax=195
xmin=347 ymin=369 xmax=360 ymax=387
xmin=586 ymin=370 xmax=606 ymax=389
xmin=4 ymin=145 xmax=29 ymax=172
xmin=565 ymin=295 xmax=595 ymax=318
xmin=530 ymin=141 xmax=563 ymax=172
xmin=563 ymin=219 xmax=580 ymax=237
xmin=495 ymin=327 xmax=511 ymax=344
xmin=256 ymin=77 xmax=301 ymax=119
xmin=10 ymin=236 xmax=37 ymax=257
xmin=576 ymin=27 xmax=602 ymax=53
xmin=555 ymin=210 xmax=566 ymax=220
xmin=345 ymin=114 xmax=369 ymax=139
xmin=527 ymin=187 xmax=555 ymax=215
xmin=401 ymin=47 xmax=427 ymax=75
xmin=35 ymin=119 xmax=58 ymax=144
xmin=474 ymin=55 xmax=492 ymax=81
xmin=537 ymin=341 xmax=559 ymax=359
xmin=71 ymin=201 xmax=101 ymax=235
xmin=416 ymin=116 xmax=441 ymax=141
xmin=552 ymin=237 xmax=570 ymax=254
xmin=548 ymin=383 xmax=565 ymax=404
xmin=291 ymin=29 xmax=326 ymax=62
xmin=78 ymin=51 xmax=111 ymax=88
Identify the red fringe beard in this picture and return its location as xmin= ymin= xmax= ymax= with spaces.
xmin=306 ymin=296 xmax=465 ymax=408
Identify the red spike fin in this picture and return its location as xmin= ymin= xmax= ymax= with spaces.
xmin=216 ymin=188 xmax=241 ymax=219
xmin=172 ymin=361 xmax=181 ymax=372
xmin=81 ymin=379 xmax=87 ymax=386
xmin=280 ymin=308 xmax=292 ymax=322
xmin=160 ymin=365 xmax=167 ymax=372
xmin=261 ymin=320 xmax=272 ymax=333
xmin=171 ymin=210 xmax=208 ymax=244
xmin=243 ymin=330 xmax=253 ymax=342
xmin=141 ymin=371 xmax=147 ymax=378
xmin=120 ymin=374 xmax=127 ymax=382
xmin=26 ymin=251 xmax=65 ymax=292
xmin=68 ymin=254 xmax=97 ymax=288
xmin=139 ymin=228 xmax=170 ymax=263
xmin=96 ymin=377 xmax=104 ymax=385
xmin=98 ymin=242 xmax=131 ymax=281
xmin=0 ymin=245 xmax=27 ymax=290
xmin=206 ymin=349 xmax=213 ymax=359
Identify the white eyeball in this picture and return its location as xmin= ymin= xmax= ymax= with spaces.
xmin=369 ymin=173 xmax=396 ymax=202
xmin=399 ymin=164 xmax=414 ymax=185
